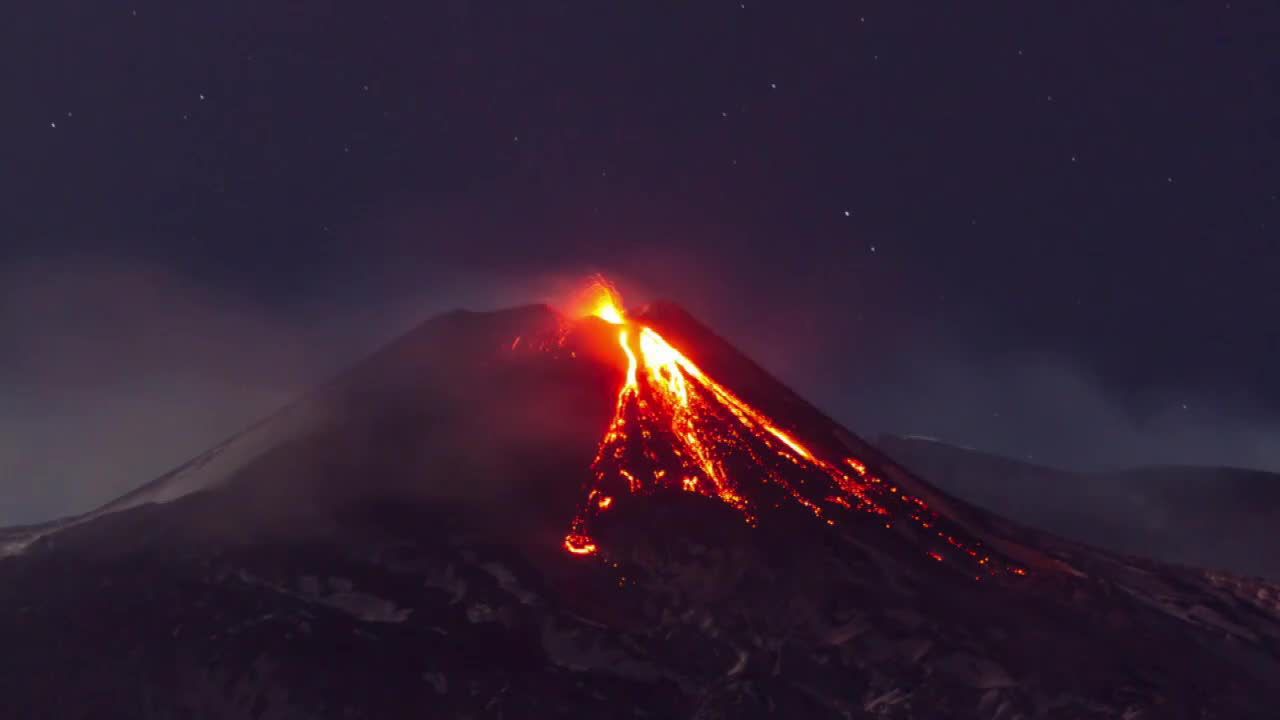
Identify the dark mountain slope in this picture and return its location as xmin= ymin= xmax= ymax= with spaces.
xmin=878 ymin=434 xmax=1280 ymax=580
xmin=2 ymin=303 xmax=1278 ymax=719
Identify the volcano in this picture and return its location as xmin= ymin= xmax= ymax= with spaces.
xmin=560 ymin=282 xmax=1016 ymax=582
xmin=3 ymin=285 xmax=1279 ymax=719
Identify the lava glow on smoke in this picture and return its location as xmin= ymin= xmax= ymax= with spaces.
xmin=550 ymin=278 xmax=1021 ymax=577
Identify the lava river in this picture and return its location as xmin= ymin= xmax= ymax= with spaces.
xmin=547 ymin=280 xmax=1022 ymax=579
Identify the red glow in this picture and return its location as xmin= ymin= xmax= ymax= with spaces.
xmin=564 ymin=534 xmax=598 ymax=555
xmin=553 ymin=277 xmax=1023 ymax=579
xmin=572 ymin=275 xmax=626 ymax=325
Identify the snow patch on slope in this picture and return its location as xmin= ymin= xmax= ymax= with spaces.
xmin=2 ymin=399 xmax=324 ymax=557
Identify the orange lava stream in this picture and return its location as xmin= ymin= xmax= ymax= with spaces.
xmin=555 ymin=279 xmax=1020 ymax=577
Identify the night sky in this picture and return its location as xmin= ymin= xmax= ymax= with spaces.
xmin=4 ymin=2 xmax=1280 ymax=525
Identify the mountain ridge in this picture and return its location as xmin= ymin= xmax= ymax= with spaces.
xmin=3 ymin=301 xmax=1278 ymax=718
xmin=878 ymin=433 xmax=1280 ymax=580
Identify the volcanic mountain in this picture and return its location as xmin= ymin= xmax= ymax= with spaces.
xmin=878 ymin=434 xmax=1280 ymax=581
xmin=3 ymin=286 xmax=1279 ymax=719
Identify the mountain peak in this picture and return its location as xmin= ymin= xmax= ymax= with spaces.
xmin=5 ymin=283 xmax=1280 ymax=718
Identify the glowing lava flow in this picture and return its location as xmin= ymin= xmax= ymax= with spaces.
xmin=558 ymin=280 xmax=1020 ymax=578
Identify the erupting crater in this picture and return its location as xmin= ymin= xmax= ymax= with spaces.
xmin=528 ymin=278 xmax=1022 ymax=578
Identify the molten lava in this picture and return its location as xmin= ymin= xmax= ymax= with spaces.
xmin=573 ymin=277 xmax=627 ymax=326
xmin=544 ymin=278 xmax=1021 ymax=577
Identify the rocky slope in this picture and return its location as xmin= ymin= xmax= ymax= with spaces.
xmin=3 ymin=304 xmax=1278 ymax=719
